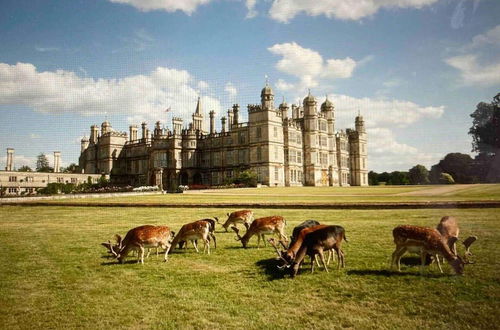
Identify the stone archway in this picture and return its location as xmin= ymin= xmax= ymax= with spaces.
xmin=192 ymin=172 xmax=202 ymax=185
xmin=179 ymin=172 xmax=189 ymax=186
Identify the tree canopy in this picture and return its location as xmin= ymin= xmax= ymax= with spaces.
xmin=36 ymin=153 xmax=53 ymax=172
xmin=17 ymin=165 xmax=32 ymax=172
xmin=469 ymin=93 xmax=500 ymax=155
xmin=408 ymin=165 xmax=429 ymax=185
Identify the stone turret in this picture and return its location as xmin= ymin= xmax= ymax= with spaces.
xmin=261 ymin=82 xmax=274 ymax=110
xmin=90 ymin=125 xmax=99 ymax=144
xmin=81 ymin=137 xmax=89 ymax=153
xmin=5 ymin=148 xmax=14 ymax=171
xmin=232 ymin=104 xmax=240 ymax=125
xmin=209 ymin=110 xmax=215 ymax=134
xmin=129 ymin=125 xmax=138 ymax=141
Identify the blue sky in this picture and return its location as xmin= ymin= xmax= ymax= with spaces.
xmin=0 ymin=0 xmax=499 ymax=172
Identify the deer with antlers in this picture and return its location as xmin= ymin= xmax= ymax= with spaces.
xmin=270 ymin=223 xmax=347 ymax=271
xmin=170 ymin=219 xmax=212 ymax=254
xmin=232 ymin=215 xmax=287 ymax=248
xmin=114 ymin=225 xmax=175 ymax=264
xmin=391 ymin=225 xmax=469 ymax=275
xmin=216 ymin=210 xmax=254 ymax=232
xmin=287 ymin=225 xmax=347 ymax=277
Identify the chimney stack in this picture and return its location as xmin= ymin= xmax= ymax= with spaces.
xmin=53 ymin=151 xmax=61 ymax=173
xmin=209 ymin=111 xmax=215 ymax=134
xmin=5 ymin=148 xmax=14 ymax=171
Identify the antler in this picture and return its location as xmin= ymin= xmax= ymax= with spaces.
xmin=462 ymin=236 xmax=477 ymax=264
xmin=268 ymin=238 xmax=282 ymax=258
xmin=214 ymin=217 xmax=220 ymax=224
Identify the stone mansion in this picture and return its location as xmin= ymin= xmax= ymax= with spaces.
xmin=79 ymin=84 xmax=368 ymax=189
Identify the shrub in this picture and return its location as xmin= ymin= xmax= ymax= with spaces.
xmin=439 ymin=173 xmax=455 ymax=184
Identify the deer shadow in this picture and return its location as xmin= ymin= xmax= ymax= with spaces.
xmin=255 ymin=258 xmax=287 ymax=280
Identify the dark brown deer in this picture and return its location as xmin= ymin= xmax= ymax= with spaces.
xmin=289 ymin=225 xmax=347 ymax=277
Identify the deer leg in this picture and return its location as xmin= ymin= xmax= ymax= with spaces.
xmin=163 ymin=245 xmax=171 ymax=262
xmin=435 ymin=254 xmax=443 ymax=273
xmin=244 ymin=222 xmax=250 ymax=230
xmin=205 ymin=238 xmax=210 ymax=254
xmin=392 ymin=246 xmax=406 ymax=271
xmin=192 ymin=240 xmax=199 ymax=253
xmin=146 ymin=249 xmax=151 ymax=259
xmin=314 ymin=255 xmax=321 ymax=267
xmin=310 ymin=255 xmax=315 ymax=274
xmin=318 ymin=250 xmax=329 ymax=273
xmin=138 ymin=246 xmax=145 ymax=264
xmin=256 ymin=235 xmax=261 ymax=249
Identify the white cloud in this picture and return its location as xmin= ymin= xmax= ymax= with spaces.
xmin=0 ymin=62 xmax=222 ymax=125
xmin=470 ymin=24 xmax=500 ymax=48
xmin=268 ymin=42 xmax=359 ymax=92
xmin=197 ymin=80 xmax=209 ymax=90
xmin=367 ymin=128 xmax=442 ymax=172
xmin=108 ymin=0 xmax=211 ymax=14
xmin=275 ymin=79 xmax=295 ymax=91
xmin=29 ymin=133 xmax=41 ymax=140
xmin=246 ymin=0 xmax=258 ymax=18
xmin=268 ymin=0 xmax=439 ymax=23
xmin=445 ymin=54 xmax=500 ymax=86
xmin=35 ymin=46 xmax=60 ymax=52
xmin=224 ymin=82 xmax=238 ymax=97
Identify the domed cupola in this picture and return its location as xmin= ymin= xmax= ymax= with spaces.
xmin=260 ymin=80 xmax=274 ymax=109
xmin=303 ymin=90 xmax=316 ymax=106
xmin=321 ymin=95 xmax=334 ymax=111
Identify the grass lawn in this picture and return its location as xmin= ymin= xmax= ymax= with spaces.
xmin=25 ymin=184 xmax=500 ymax=205
xmin=0 ymin=205 xmax=498 ymax=329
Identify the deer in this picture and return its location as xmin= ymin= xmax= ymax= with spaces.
xmin=115 ymin=225 xmax=175 ymax=264
xmin=289 ymin=225 xmax=347 ymax=277
xmin=391 ymin=225 xmax=465 ymax=275
xmin=232 ymin=215 xmax=287 ymax=249
xmin=170 ymin=220 xmax=212 ymax=254
xmin=216 ymin=210 xmax=254 ymax=232
xmin=101 ymin=234 xmax=122 ymax=258
xmin=437 ymin=216 xmax=459 ymax=256
xmin=178 ymin=218 xmax=217 ymax=250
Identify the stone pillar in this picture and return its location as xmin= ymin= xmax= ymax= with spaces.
xmin=209 ymin=111 xmax=215 ymax=135
xmin=227 ymin=110 xmax=233 ymax=130
xmin=232 ymin=104 xmax=239 ymax=125
xmin=53 ymin=151 xmax=61 ymax=173
xmin=221 ymin=117 xmax=226 ymax=133
xmin=129 ymin=125 xmax=138 ymax=141
xmin=6 ymin=148 xmax=14 ymax=171
xmin=141 ymin=122 xmax=147 ymax=140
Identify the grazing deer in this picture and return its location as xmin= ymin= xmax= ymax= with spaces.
xmin=170 ymin=220 xmax=212 ymax=254
xmin=437 ymin=216 xmax=460 ymax=256
xmin=232 ymin=216 xmax=287 ymax=249
xmin=289 ymin=225 xmax=347 ymax=277
xmin=178 ymin=218 xmax=217 ymax=250
xmin=116 ymin=225 xmax=175 ymax=264
xmin=101 ymin=234 xmax=121 ymax=258
xmin=391 ymin=225 xmax=465 ymax=275
xmin=285 ymin=220 xmax=335 ymax=266
xmin=216 ymin=210 xmax=254 ymax=232
xmin=275 ymin=223 xmax=347 ymax=270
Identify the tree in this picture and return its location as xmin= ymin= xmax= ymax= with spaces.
xmin=18 ymin=165 xmax=32 ymax=172
xmin=378 ymin=172 xmax=390 ymax=184
xmin=469 ymin=93 xmax=500 ymax=155
xmin=437 ymin=153 xmax=474 ymax=183
xmin=62 ymin=163 xmax=79 ymax=173
xmin=388 ymin=171 xmax=409 ymax=185
xmin=408 ymin=165 xmax=430 ymax=185
xmin=36 ymin=153 xmax=53 ymax=172
xmin=368 ymin=171 xmax=379 ymax=185
xmin=429 ymin=165 xmax=442 ymax=184
xmin=439 ymin=173 xmax=455 ymax=184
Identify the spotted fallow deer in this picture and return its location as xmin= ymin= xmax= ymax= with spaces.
xmin=232 ymin=215 xmax=287 ymax=249
xmin=116 ymin=225 xmax=175 ymax=264
xmin=170 ymin=220 xmax=212 ymax=254
xmin=391 ymin=225 xmax=465 ymax=275
xmin=216 ymin=210 xmax=254 ymax=232
xmin=178 ymin=218 xmax=217 ymax=250
xmin=289 ymin=225 xmax=347 ymax=277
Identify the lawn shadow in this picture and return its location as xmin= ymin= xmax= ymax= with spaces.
xmin=100 ymin=259 xmax=137 ymax=266
xmin=255 ymin=258 xmax=287 ymax=280
xmin=347 ymin=269 xmax=445 ymax=278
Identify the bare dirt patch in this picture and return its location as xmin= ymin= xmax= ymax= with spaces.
xmin=396 ymin=185 xmax=472 ymax=196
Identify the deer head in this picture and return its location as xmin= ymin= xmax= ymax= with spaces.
xmin=232 ymin=226 xmax=249 ymax=248
xmin=462 ymin=236 xmax=477 ymax=264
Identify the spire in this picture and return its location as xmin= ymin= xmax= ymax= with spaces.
xmin=195 ymin=96 xmax=201 ymax=115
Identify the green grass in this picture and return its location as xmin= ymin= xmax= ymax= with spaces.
xmin=34 ymin=184 xmax=500 ymax=205
xmin=0 ymin=205 xmax=499 ymax=329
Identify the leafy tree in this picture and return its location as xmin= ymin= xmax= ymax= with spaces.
xmin=429 ymin=165 xmax=442 ymax=184
xmin=368 ymin=171 xmax=379 ymax=185
xmin=388 ymin=171 xmax=409 ymax=185
xmin=227 ymin=170 xmax=258 ymax=187
xmin=408 ymin=165 xmax=430 ymax=185
xmin=469 ymin=93 xmax=500 ymax=155
xmin=437 ymin=153 xmax=474 ymax=183
xmin=18 ymin=165 xmax=32 ymax=172
xmin=36 ymin=153 xmax=53 ymax=172
xmin=62 ymin=163 xmax=79 ymax=173
xmin=378 ymin=172 xmax=390 ymax=184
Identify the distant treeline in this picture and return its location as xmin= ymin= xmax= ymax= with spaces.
xmin=369 ymin=152 xmax=500 ymax=185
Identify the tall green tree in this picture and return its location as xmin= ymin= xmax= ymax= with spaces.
xmin=469 ymin=93 xmax=500 ymax=182
xmin=437 ymin=153 xmax=474 ymax=183
xmin=388 ymin=171 xmax=409 ymax=185
xmin=469 ymin=93 xmax=500 ymax=155
xmin=368 ymin=171 xmax=379 ymax=185
xmin=36 ymin=153 xmax=52 ymax=172
xmin=62 ymin=163 xmax=79 ymax=173
xmin=408 ymin=165 xmax=430 ymax=185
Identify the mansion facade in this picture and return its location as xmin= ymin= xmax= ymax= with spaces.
xmin=79 ymin=84 xmax=368 ymax=189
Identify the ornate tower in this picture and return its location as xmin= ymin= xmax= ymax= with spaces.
xmin=192 ymin=97 xmax=204 ymax=132
xmin=349 ymin=114 xmax=368 ymax=186
xmin=302 ymin=91 xmax=319 ymax=186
